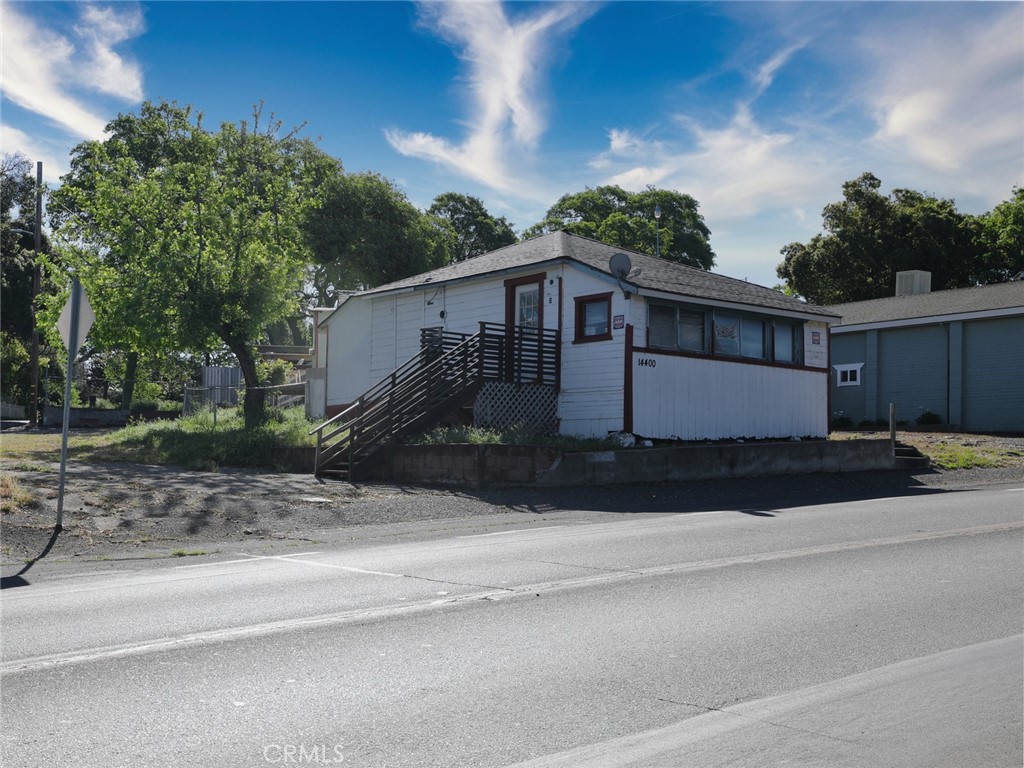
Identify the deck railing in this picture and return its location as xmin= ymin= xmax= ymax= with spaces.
xmin=311 ymin=322 xmax=559 ymax=478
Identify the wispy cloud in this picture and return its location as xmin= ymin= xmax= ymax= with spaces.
xmin=0 ymin=1 xmax=144 ymax=141
xmin=864 ymin=5 xmax=1023 ymax=177
xmin=595 ymin=39 xmax=833 ymax=222
xmin=385 ymin=1 xmax=595 ymax=194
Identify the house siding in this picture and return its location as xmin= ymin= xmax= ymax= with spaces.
xmin=961 ymin=316 xmax=1024 ymax=431
xmin=632 ymin=353 xmax=828 ymax=440
xmin=878 ymin=325 xmax=949 ymax=423
xmin=558 ymin=267 xmax=628 ymax=437
xmin=325 ymin=298 xmax=373 ymax=410
xmin=830 ymin=313 xmax=1023 ymax=432
xmin=830 ymin=333 xmax=867 ymax=424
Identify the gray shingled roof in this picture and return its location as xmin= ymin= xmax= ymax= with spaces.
xmin=359 ymin=231 xmax=836 ymax=318
xmin=828 ymin=281 xmax=1024 ymax=327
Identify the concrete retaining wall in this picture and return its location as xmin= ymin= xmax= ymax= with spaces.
xmin=362 ymin=439 xmax=894 ymax=487
xmin=537 ymin=439 xmax=894 ymax=487
xmin=369 ymin=444 xmax=561 ymax=487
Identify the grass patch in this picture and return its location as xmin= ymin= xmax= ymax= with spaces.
xmin=405 ymin=424 xmax=617 ymax=453
xmin=0 ymin=406 xmax=317 ymax=471
xmin=0 ymin=474 xmax=38 ymax=513
xmin=170 ymin=549 xmax=214 ymax=558
xmin=910 ymin=441 xmax=1011 ymax=470
xmin=106 ymin=407 xmax=317 ymax=469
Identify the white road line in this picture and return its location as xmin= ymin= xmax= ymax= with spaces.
xmin=242 ymin=554 xmax=403 ymax=578
xmin=175 ymin=552 xmax=402 ymax=577
xmin=673 ymin=511 xmax=727 ymax=518
xmin=174 ymin=552 xmax=323 ymax=569
xmin=459 ymin=526 xmax=566 ymax=539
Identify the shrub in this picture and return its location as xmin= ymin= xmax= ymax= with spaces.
xmin=831 ymin=416 xmax=854 ymax=430
xmin=406 ymin=424 xmax=617 ymax=452
xmin=916 ymin=410 xmax=943 ymax=426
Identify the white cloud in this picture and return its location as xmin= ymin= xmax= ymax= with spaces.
xmin=864 ymin=6 xmax=1023 ymax=175
xmin=386 ymin=1 xmax=595 ymax=194
xmin=0 ymin=124 xmax=69 ymax=183
xmin=74 ymin=4 xmax=145 ymax=100
xmin=752 ymin=40 xmax=806 ymax=97
xmin=0 ymin=1 xmax=144 ymax=141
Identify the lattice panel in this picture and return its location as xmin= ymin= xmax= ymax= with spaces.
xmin=474 ymin=382 xmax=558 ymax=432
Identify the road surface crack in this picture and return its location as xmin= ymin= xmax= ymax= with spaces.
xmin=525 ymin=559 xmax=641 ymax=574
xmin=401 ymin=573 xmax=515 ymax=592
xmin=653 ymin=697 xmax=862 ymax=746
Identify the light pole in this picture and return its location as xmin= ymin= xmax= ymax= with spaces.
xmin=654 ymin=204 xmax=662 ymax=258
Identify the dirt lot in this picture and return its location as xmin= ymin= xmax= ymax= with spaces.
xmin=2 ymin=430 xmax=1022 ymax=570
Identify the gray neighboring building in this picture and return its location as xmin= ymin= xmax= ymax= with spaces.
xmin=828 ymin=275 xmax=1024 ymax=432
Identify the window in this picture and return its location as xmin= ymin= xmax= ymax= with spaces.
xmin=834 ymin=363 xmax=864 ymax=387
xmin=574 ymin=293 xmax=612 ymax=342
xmin=517 ymin=285 xmax=539 ymax=331
xmin=773 ymin=320 xmax=801 ymax=364
xmin=648 ymin=302 xmax=708 ymax=353
xmin=714 ymin=312 xmax=770 ymax=360
xmin=648 ymin=301 xmax=804 ymax=364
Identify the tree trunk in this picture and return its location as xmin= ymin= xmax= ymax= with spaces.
xmin=224 ymin=333 xmax=265 ymax=427
xmin=287 ymin=315 xmax=306 ymax=347
xmin=121 ymin=351 xmax=139 ymax=409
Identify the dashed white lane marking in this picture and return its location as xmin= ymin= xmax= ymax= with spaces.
xmin=174 ymin=552 xmax=322 ymax=569
xmin=459 ymin=526 xmax=566 ymax=539
xmin=175 ymin=552 xmax=401 ymax=577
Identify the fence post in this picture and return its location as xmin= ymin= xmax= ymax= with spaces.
xmin=889 ymin=402 xmax=896 ymax=444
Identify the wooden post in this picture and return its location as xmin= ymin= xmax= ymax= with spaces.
xmin=889 ymin=402 xmax=896 ymax=444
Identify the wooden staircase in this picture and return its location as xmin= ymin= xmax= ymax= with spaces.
xmin=311 ymin=323 xmax=559 ymax=480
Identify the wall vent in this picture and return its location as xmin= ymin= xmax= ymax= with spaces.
xmin=895 ymin=270 xmax=931 ymax=297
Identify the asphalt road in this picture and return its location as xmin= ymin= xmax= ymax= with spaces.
xmin=2 ymin=482 xmax=1022 ymax=767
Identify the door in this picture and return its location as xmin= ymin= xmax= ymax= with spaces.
xmin=504 ymin=274 xmax=546 ymax=383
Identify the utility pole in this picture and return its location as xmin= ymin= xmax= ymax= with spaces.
xmin=29 ymin=161 xmax=42 ymax=427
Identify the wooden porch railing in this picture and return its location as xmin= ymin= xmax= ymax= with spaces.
xmin=310 ymin=323 xmax=559 ymax=479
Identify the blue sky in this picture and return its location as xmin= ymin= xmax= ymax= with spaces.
xmin=2 ymin=1 xmax=1021 ymax=289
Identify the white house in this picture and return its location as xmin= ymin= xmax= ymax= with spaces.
xmin=310 ymin=232 xmax=837 ymax=477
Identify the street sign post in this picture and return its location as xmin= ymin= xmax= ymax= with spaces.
xmin=55 ymin=276 xmax=92 ymax=530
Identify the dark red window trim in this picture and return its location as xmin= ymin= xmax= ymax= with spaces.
xmin=573 ymin=291 xmax=613 ymax=343
xmin=504 ymin=272 xmax=546 ymax=330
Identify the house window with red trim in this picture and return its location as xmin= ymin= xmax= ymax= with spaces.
xmin=574 ymin=293 xmax=613 ymax=342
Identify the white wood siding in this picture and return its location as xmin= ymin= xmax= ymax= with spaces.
xmin=632 ymin=353 xmax=829 ymax=440
xmin=325 ymin=298 xmax=373 ymax=407
xmin=557 ymin=266 xmax=628 ymax=437
xmin=804 ymin=321 xmax=829 ymax=368
xmin=369 ymin=295 xmax=398 ymax=385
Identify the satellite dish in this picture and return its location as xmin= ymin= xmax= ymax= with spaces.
xmin=609 ymin=252 xmax=632 ymax=279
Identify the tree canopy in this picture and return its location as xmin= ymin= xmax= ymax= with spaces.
xmin=304 ymin=171 xmax=450 ymax=303
xmin=776 ymin=173 xmax=1023 ymax=305
xmin=427 ymin=192 xmax=517 ymax=263
xmin=49 ymin=100 xmax=336 ymax=424
xmin=524 ymin=185 xmax=715 ymax=270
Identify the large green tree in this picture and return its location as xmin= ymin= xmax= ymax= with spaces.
xmin=49 ymin=101 xmax=336 ymax=425
xmin=524 ymin=185 xmax=715 ymax=270
xmin=304 ymin=171 xmax=449 ymax=302
xmin=426 ymin=192 xmax=517 ymax=263
xmin=972 ymin=186 xmax=1024 ymax=283
xmin=1 ymin=153 xmax=47 ymax=345
xmin=776 ymin=173 xmax=1019 ymax=305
